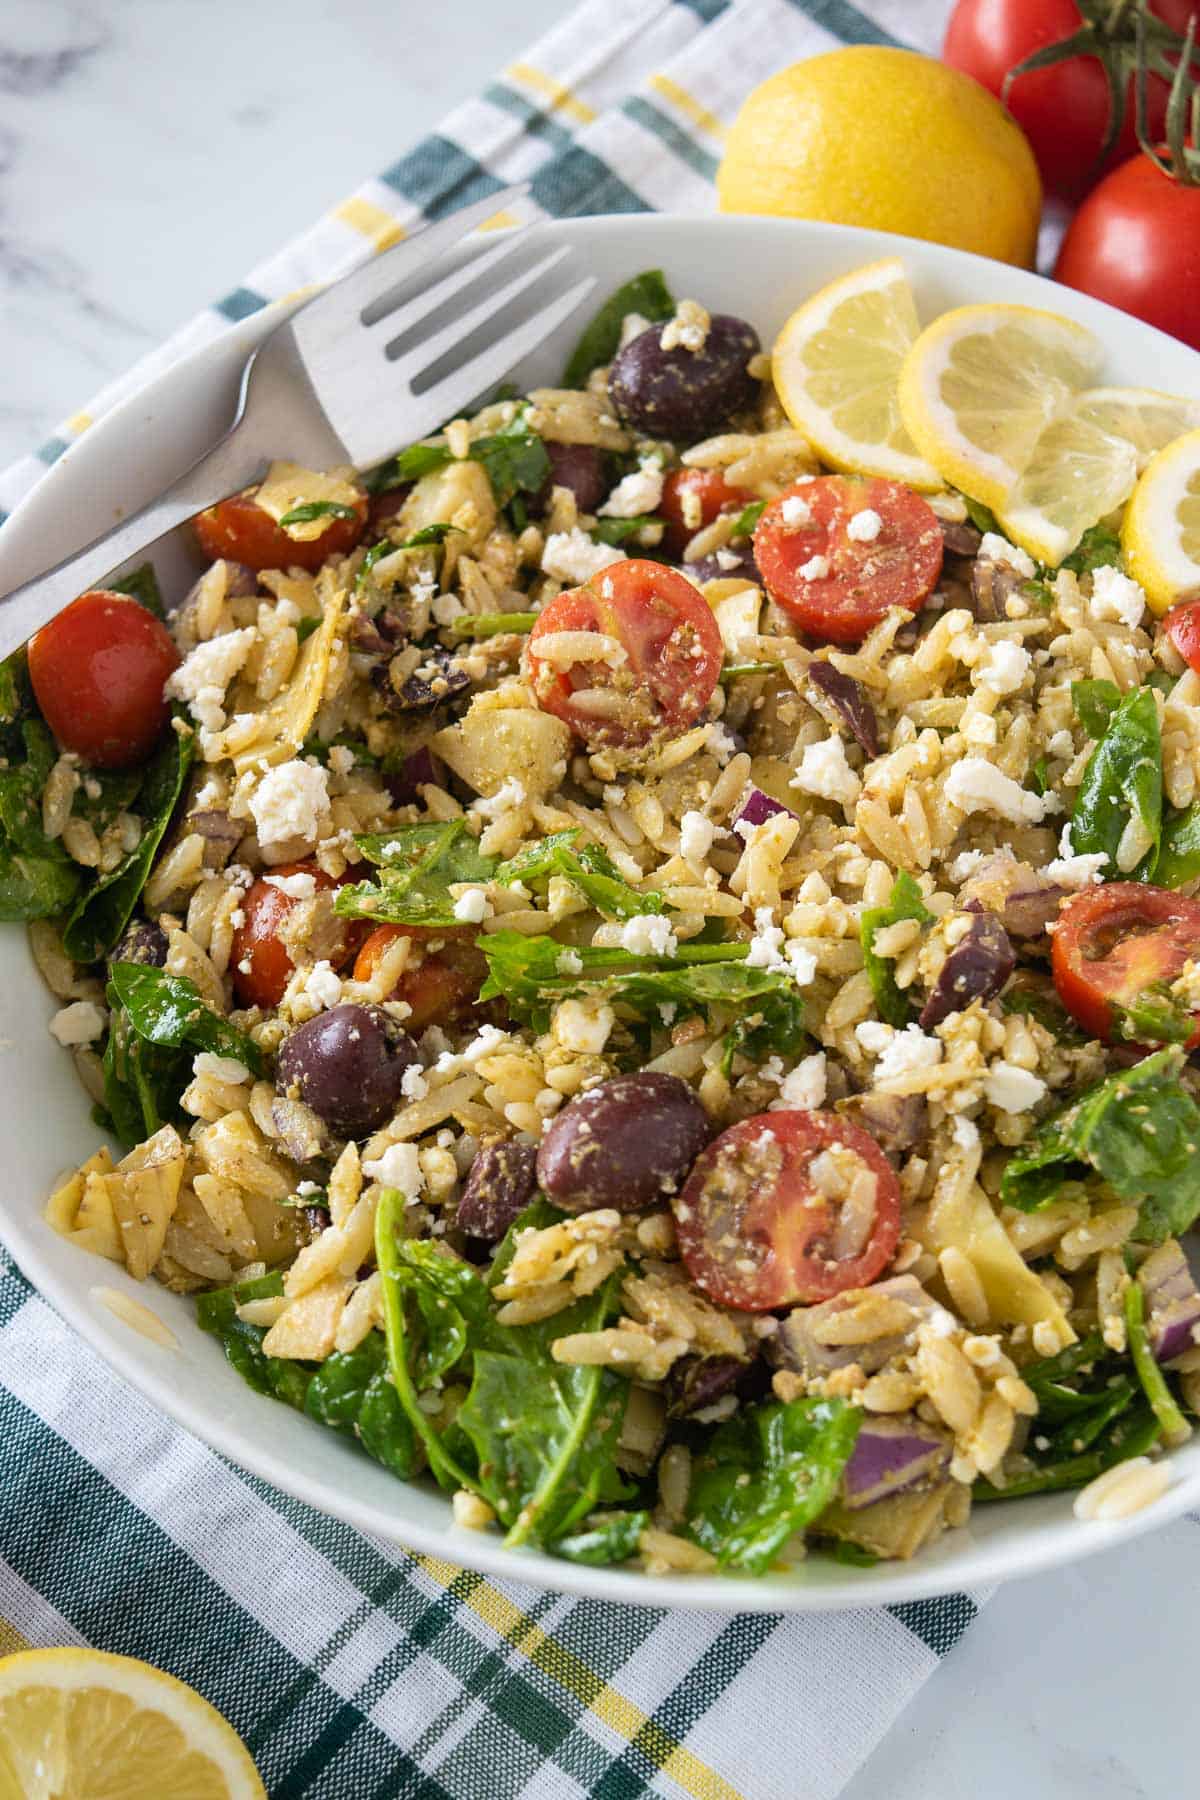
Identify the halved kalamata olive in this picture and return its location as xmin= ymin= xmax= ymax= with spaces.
xmin=970 ymin=556 xmax=1028 ymax=623
xmin=367 ymin=485 xmax=412 ymax=535
xmin=110 ymin=918 xmax=168 ymax=968
xmin=536 ymin=1071 xmax=711 ymax=1214
xmin=919 ymin=910 xmax=1015 ymax=1028
xmin=940 ymin=519 xmax=983 ymax=560
xmin=609 ymin=315 xmax=761 ymax=439
xmin=457 ymin=1139 xmax=537 ymax=1243
xmin=189 ymin=808 xmax=244 ymax=869
xmin=533 ymin=442 xmax=608 ymax=516
xmin=806 ymin=661 xmax=880 ymax=758
xmin=682 ymin=542 xmax=761 ymax=587
xmin=1002 ymin=886 xmax=1068 ymax=942
xmin=373 ymin=646 xmax=472 ymax=714
xmin=384 ymin=744 xmax=446 ymax=807
xmin=666 ymin=1353 xmax=757 ymax=1419
xmin=837 ymin=1092 xmax=928 ymax=1161
xmin=276 ymin=1003 xmax=420 ymax=1138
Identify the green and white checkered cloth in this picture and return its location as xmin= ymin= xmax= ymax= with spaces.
xmin=0 ymin=3 xmax=993 ymax=1795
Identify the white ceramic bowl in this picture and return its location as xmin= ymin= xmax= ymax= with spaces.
xmin=3 ymin=215 xmax=1199 ymax=1613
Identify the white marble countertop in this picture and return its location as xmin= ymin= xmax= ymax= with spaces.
xmin=0 ymin=2 xmax=1191 ymax=1795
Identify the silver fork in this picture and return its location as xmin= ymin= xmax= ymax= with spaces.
xmin=0 ymin=185 xmax=595 ymax=660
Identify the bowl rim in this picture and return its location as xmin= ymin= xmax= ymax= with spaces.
xmin=3 ymin=209 xmax=1200 ymax=1613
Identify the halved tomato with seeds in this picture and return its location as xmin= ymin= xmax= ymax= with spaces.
xmin=231 ymin=862 xmax=366 ymax=1008
xmin=672 ymin=1109 xmax=901 ymax=1312
xmin=195 ymin=490 xmax=366 ymax=573
xmin=352 ymin=922 xmax=485 ymax=1031
xmin=660 ymin=468 xmax=753 ymax=558
xmin=526 ymin=558 xmax=723 ymax=748
xmin=1051 ymin=883 xmax=1200 ymax=1048
xmin=753 ymin=475 xmax=943 ymax=645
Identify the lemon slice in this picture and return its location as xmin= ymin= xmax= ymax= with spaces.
xmin=898 ymin=303 xmax=1104 ymax=512
xmin=770 ymin=258 xmax=941 ymax=489
xmin=1122 ymin=427 xmax=1200 ymax=615
xmin=996 ymin=388 xmax=1200 ymax=566
xmin=0 ymin=1648 xmax=266 ymax=1799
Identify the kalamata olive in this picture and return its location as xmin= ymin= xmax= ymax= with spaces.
xmin=457 ymin=1138 xmax=537 ymax=1243
xmin=109 ymin=918 xmax=168 ymax=968
xmin=536 ymin=1071 xmax=711 ymax=1214
xmin=682 ymin=542 xmax=760 ymax=587
xmin=970 ymin=555 xmax=1027 ymax=623
xmin=806 ymin=661 xmax=880 ymax=758
xmin=384 ymin=744 xmax=445 ymax=806
xmin=367 ymin=485 xmax=412 ymax=535
xmin=276 ymin=1003 xmax=420 ymax=1137
xmin=189 ymin=808 xmax=244 ymax=869
xmin=609 ymin=314 xmax=761 ymax=439
xmin=533 ymin=442 xmax=608 ymax=516
xmin=919 ymin=910 xmax=1015 ymax=1028
xmin=940 ymin=518 xmax=983 ymax=560
xmin=838 ymin=1092 xmax=929 ymax=1161
xmin=373 ymin=645 xmax=472 ymax=714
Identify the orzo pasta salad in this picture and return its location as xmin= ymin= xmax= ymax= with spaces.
xmin=21 ymin=267 xmax=1200 ymax=1576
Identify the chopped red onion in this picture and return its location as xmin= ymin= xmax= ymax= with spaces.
xmin=1139 ymin=1240 xmax=1200 ymax=1365
xmin=842 ymin=1415 xmax=951 ymax=1510
xmin=731 ymin=786 xmax=796 ymax=832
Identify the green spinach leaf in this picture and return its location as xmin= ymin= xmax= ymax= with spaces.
xmin=1068 ymin=685 xmax=1161 ymax=879
xmin=496 ymin=830 xmax=663 ymax=921
xmin=729 ymin=500 xmax=765 ymax=540
xmin=304 ymin=1329 xmax=420 ymax=1478
xmin=1071 ymin=678 xmax=1121 ymax=739
xmin=107 ymin=962 xmax=262 ymax=1073
xmin=278 ymin=501 xmax=359 ymax=527
xmin=471 ymin=412 xmax=551 ymax=507
xmin=563 ymin=270 xmax=675 ymax=387
xmin=110 ymin=562 xmax=166 ymax=619
xmin=334 ymin=820 xmax=497 ymax=929
xmin=366 ymin=441 xmax=453 ymax=494
xmin=1154 ymin=802 xmax=1200 ymax=888
xmin=1063 ymin=524 xmax=1122 ymax=575
xmin=591 ymin=516 xmax=660 ymax=547
xmin=0 ymin=718 xmax=84 ymax=920
xmin=859 ymin=872 xmax=932 ymax=1028
xmin=554 ymin=1511 xmax=649 ymax=1566
xmin=1125 ymin=1281 xmax=1190 ymax=1446
xmin=959 ymin=494 xmax=1000 ymax=535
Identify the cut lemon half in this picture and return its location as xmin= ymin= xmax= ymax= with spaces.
xmin=996 ymin=388 xmax=1200 ymax=567
xmin=1121 ymin=427 xmax=1200 ymax=615
xmin=897 ymin=303 xmax=1104 ymax=513
xmin=0 ymin=1648 xmax=266 ymax=1799
xmin=771 ymin=258 xmax=941 ymax=489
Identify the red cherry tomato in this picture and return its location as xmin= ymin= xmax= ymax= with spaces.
xmin=942 ymin=0 xmax=1189 ymax=202
xmin=1054 ymin=151 xmax=1200 ymax=352
xmin=1051 ymin=883 xmax=1200 ymax=1048
xmin=1165 ymin=596 xmax=1200 ymax=673
xmin=672 ymin=1110 xmax=902 ymax=1312
xmin=27 ymin=590 xmax=179 ymax=770
xmin=352 ymin=923 xmax=484 ymax=1031
xmin=195 ymin=490 xmax=367 ymax=573
xmin=659 ymin=468 xmax=753 ymax=558
xmin=526 ymin=557 xmax=723 ymax=747
xmin=231 ymin=862 xmax=364 ymax=1009
xmin=754 ymin=476 xmax=943 ymax=646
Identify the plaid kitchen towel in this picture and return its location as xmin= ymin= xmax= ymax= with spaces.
xmin=0 ymin=3 xmax=994 ymax=1796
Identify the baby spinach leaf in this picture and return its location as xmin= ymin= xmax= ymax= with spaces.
xmin=958 ymin=494 xmax=999 ymax=535
xmin=0 ymin=649 xmax=31 ymax=736
xmin=1110 ymin=982 xmax=1195 ymax=1046
xmin=0 ymin=842 xmax=82 ymax=922
xmin=554 ymin=1511 xmax=649 ymax=1566
xmin=196 ymin=1272 xmax=315 ymax=1412
xmin=110 ymin=562 xmax=166 ymax=619
xmin=591 ymin=515 xmax=661 ymax=547
xmin=335 ymin=820 xmax=497 ymax=929
xmin=974 ymin=1405 xmax=1159 ymax=1500
xmin=62 ymin=726 xmax=195 ymax=963
xmin=1068 ymin=685 xmax=1161 ymax=879
xmin=277 ymin=500 xmax=359 ymax=527
xmin=1063 ymin=524 xmax=1122 ymax=576
xmin=1154 ymin=802 xmax=1200 ymax=888
xmin=999 ymin=1046 xmax=1200 ymax=1239
xmin=403 ymin=522 xmax=460 ymax=547
xmin=107 ymin=962 xmax=262 ymax=1074
xmin=496 ymin=830 xmax=663 ymax=921
xmin=1000 ymin=985 xmax=1084 ymax=1044
xmin=101 ymin=1009 xmax=180 ymax=1146
xmin=729 ymin=500 xmax=765 ymax=540
xmin=686 ymin=1396 xmax=862 ymax=1574
xmin=1071 ymin=678 xmax=1121 ymax=739
xmin=445 ymin=611 xmax=537 ymax=641
xmin=472 ymin=411 xmax=551 ymax=508
xmin=1125 ymin=1281 xmax=1190 ymax=1446
xmin=563 ymin=269 xmax=675 ymax=386
xmin=859 ymin=871 xmax=932 ymax=1028
xmin=1027 ymin=754 xmax=1049 ymax=797
xmin=0 ymin=718 xmax=85 ymax=920
xmin=366 ymin=441 xmax=453 ymax=493
xmin=304 ymin=1329 xmax=420 ymax=1478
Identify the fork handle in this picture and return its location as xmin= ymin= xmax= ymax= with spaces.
xmin=0 ymin=425 xmax=270 ymax=662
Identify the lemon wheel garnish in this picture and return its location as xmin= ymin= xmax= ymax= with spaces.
xmin=897 ymin=303 xmax=1104 ymax=514
xmin=1122 ymin=427 xmax=1200 ymax=615
xmin=0 ymin=1648 xmax=266 ymax=1800
xmin=770 ymin=258 xmax=941 ymax=489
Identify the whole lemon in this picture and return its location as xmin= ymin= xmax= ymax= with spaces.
xmin=718 ymin=48 xmax=1042 ymax=268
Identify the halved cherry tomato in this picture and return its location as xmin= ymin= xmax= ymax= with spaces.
xmin=1164 ymin=596 xmax=1200 ymax=675
xmin=672 ymin=1110 xmax=901 ymax=1312
xmin=526 ymin=558 xmax=723 ymax=747
xmin=195 ymin=490 xmax=367 ymax=573
xmin=659 ymin=468 xmax=753 ymax=559
xmin=1051 ymin=883 xmax=1200 ymax=1048
xmin=231 ymin=862 xmax=365 ymax=1009
xmin=28 ymin=590 xmax=179 ymax=770
xmin=352 ymin=922 xmax=485 ymax=1032
xmin=753 ymin=476 xmax=943 ymax=645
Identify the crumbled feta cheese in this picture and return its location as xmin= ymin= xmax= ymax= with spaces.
xmin=1089 ymin=565 xmax=1146 ymax=631
xmin=953 ymin=1116 xmax=980 ymax=1153
xmin=1046 ymin=729 xmax=1074 ymax=758
xmin=714 ymin=548 xmax=742 ymax=572
xmin=452 ymin=886 xmax=491 ymax=924
xmin=553 ymin=996 xmax=615 ymax=1054
xmin=790 ymin=735 xmax=862 ymax=807
xmin=301 ymin=961 xmax=342 ymax=1010
xmin=787 ymin=942 xmax=818 ymax=986
xmin=984 ymin=1060 xmax=1047 ymax=1113
xmin=165 ymin=627 xmax=257 ymax=732
xmin=192 ymin=1051 xmax=250 ymax=1084
xmin=976 ymin=639 xmax=1031 ymax=695
xmin=598 ymin=464 xmax=664 ymax=519
xmin=780 ymin=494 xmax=812 ymax=528
xmin=618 ymin=310 xmax=652 ymax=349
xmin=799 ymin=554 xmax=830 ymax=581
xmin=431 ymin=592 xmax=466 ymax=626
xmin=771 ymin=1052 xmax=827 ymax=1112
xmin=949 ymin=848 xmax=988 ymax=880
xmin=660 ymin=299 xmax=709 ymax=354
xmin=362 ymin=1141 xmax=424 ymax=1200
xmin=679 ymin=810 xmax=715 ymax=863
xmin=944 ymin=756 xmax=1047 ymax=825
xmin=541 ymin=528 xmax=626 ymax=585
xmin=962 ymin=710 xmax=998 ymax=746
xmin=705 ymin=722 xmax=740 ymax=765
xmin=49 ymin=1001 xmax=106 ymax=1047
xmin=249 ymin=760 xmax=331 ymax=849
xmin=1044 ymin=851 xmax=1109 ymax=888
xmin=326 ymin=744 xmax=356 ymax=777
xmin=875 ymin=1024 xmax=941 ymax=1084
xmin=744 ymin=908 xmax=817 ymax=986
xmin=433 ymin=1024 xmax=509 ymax=1076
xmin=619 ymin=914 xmax=678 ymax=957
xmin=846 ymin=508 xmax=882 ymax=543
xmin=556 ymin=950 xmax=584 ymax=977
xmin=979 ymin=532 xmax=1036 ymax=579
xmin=855 ymin=1020 xmax=895 ymax=1055
xmin=473 ymin=778 xmax=526 ymax=820
xmin=927 ymin=1307 xmax=958 ymax=1339
xmin=264 ymin=871 xmax=317 ymax=900
xmin=401 ymin=1063 xmax=429 ymax=1101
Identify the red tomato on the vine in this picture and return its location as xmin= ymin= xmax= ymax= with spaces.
xmin=1054 ymin=150 xmax=1200 ymax=352
xmin=943 ymin=0 xmax=1192 ymax=201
